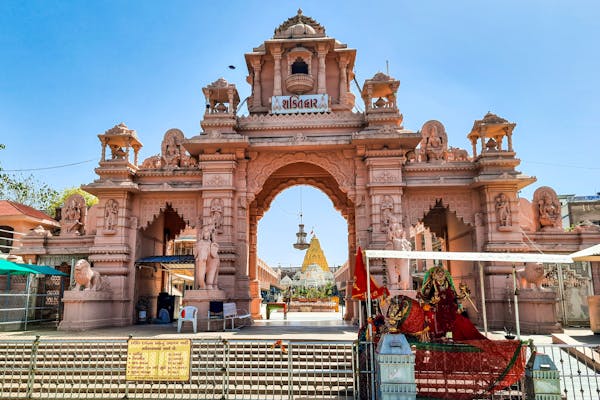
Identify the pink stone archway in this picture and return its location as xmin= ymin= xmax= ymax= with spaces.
xmin=246 ymin=160 xmax=356 ymax=319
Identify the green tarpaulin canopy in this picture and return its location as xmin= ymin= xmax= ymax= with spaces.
xmin=0 ymin=259 xmax=68 ymax=276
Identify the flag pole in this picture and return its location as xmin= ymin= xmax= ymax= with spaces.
xmin=365 ymin=250 xmax=372 ymax=339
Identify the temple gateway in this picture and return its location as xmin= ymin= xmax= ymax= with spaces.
xmin=15 ymin=10 xmax=599 ymax=332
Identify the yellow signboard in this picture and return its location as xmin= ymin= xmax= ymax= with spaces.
xmin=126 ymin=338 xmax=192 ymax=382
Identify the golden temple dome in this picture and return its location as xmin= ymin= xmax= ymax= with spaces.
xmin=301 ymin=235 xmax=330 ymax=272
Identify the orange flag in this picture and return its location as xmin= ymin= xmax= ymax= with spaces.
xmin=351 ymin=246 xmax=389 ymax=300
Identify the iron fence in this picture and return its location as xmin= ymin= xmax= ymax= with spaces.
xmin=0 ymin=337 xmax=597 ymax=399
xmin=0 ymin=274 xmax=65 ymax=331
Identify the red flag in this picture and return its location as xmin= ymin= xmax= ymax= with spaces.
xmin=351 ymin=246 xmax=389 ymax=300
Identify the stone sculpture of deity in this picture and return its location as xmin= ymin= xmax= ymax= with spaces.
xmin=194 ymin=217 xmax=220 ymax=289
xmin=533 ymin=186 xmax=562 ymax=231
xmin=61 ymin=194 xmax=86 ymax=236
xmin=385 ymin=215 xmax=413 ymax=290
xmin=420 ymin=120 xmax=447 ymax=162
xmin=104 ymin=199 xmax=119 ymax=231
xmin=495 ymin=192 xmax=511 ymax=229
xmin=210 ymin=198 xmax=224 ymax=233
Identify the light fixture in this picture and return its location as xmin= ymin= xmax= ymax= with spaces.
xmin=293 ymin=187 xmax=310 ymax=250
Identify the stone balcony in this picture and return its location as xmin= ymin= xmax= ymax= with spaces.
xmin=285 ymin=73 xmax=314 ymax=94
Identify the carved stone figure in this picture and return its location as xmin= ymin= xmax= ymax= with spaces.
xmin=73 ymin=259 xmax=105 ymax=291
xmin=380 ymin=195 xmax=394 ymax=232
xmin=495 ymin=193 xmax=512 ymax=229
xmin=210 ymin=198 xmax=224 ymax=233
xmin=140 ymin=155 xmax=162 ymax=169
xmin=420 ymin=120 xmax=447 ymax=162
xmin=533 ymin=186 xmax=562 ymax=231
xmin=194 ymin=218 xmax=220 ymax=289
xmin=385 ymin=215 xmax=412 ymax=290
xmin=448 ymin=146 xmax=469 ymax=161
xmin=61 ymin=194 xmax=86 ymax=236
xmin=28 ymin=225 xmax=52 ymax=237
xmin=104 ymin=199 xmax=118 ymax=230
xmin=110 ymin=144 xmax=127 ymax=160
xmin=517 ymin=263 xmax=547 ymax=290
xmin=161 ymin=129 xmax=186 ymax=168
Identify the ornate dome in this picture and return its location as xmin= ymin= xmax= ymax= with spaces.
xmin=274 ymin=9 xmax=325 ymax=39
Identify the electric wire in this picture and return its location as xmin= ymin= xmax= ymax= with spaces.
xmin=2 ymin=159 xmax=96 ymax=172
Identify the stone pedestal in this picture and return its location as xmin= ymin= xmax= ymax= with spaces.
xmin=588 ymin=295 xmax=600 ymax=333
xmin=182 ymin=289 xmax=227 ymax=331
xmin=59 ymin=290 xmax=121 ymax=331
xmin=517 ymin=290 xmax=562 ymax=334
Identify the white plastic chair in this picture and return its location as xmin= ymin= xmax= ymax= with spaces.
xmin=177 ymin=305 xmax=198 ymax=333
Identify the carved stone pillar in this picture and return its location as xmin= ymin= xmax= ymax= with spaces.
xmin=317 ymin=50 xmax=327 ymax=94
xmin=273 ymin=49 xmax=282 ymax=96
xmin=339 ymin=57 xmax=348 ymax=105
xmin=227 ymin=87 xmax=235 ymax=115
xmin=251 ymin=61 xmax=262 ymax=108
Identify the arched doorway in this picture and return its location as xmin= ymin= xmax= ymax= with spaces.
xmin=414 ymin=199 xmax=480 ymax=323
xmin=248 ymin=162 xmax=355 ymax=319
xmin=134 ymin=203 xmax=190 ymax=323
xmin=257 ymin=184 xmax=348 ymax=321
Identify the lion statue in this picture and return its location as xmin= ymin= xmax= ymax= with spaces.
xmin=73 ymin=259 xmax=105 ymax=291
xmin=517 ymin=263 xmax=547 ymax=290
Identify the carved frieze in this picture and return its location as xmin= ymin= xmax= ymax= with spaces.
xmin=237 ymin=111 xmax=364 ymax=131
xmin=204 ymin=174 xmax=230 ymax=187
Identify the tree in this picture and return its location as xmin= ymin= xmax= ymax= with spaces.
xmin=48 ymin=187 xmax=98 ymax=218
xmin=0 ymin=144 xmax=60 ymax=215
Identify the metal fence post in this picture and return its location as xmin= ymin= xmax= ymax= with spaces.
xmin=287 ymin=341 xmax=294 ymax=400
xmin=26 ymin=335 xmax=40 ymax=399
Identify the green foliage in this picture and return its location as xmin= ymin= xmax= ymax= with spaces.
xmin=290 ymin=281 xmax=338 ymax=300
xmin=0 ymin=144 xmax=60 ymax=215
xmin=47 ymin=188 xmax=98 ymax=217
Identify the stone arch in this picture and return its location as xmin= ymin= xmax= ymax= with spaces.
xmin=247 ymin=161 xmax=355 ymax=320
xmin=405 ymin=192 xmax=474 ymax=228
xmin=140 ymin=198 xmax=198 ymax=229
xmin=260 ymin=177 xmax=351 ymax=219
xmin=247 ymin=151 xmax=354 ymax=201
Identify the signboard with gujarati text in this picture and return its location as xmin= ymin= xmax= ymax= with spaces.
xmin=126 ymin=338 xmax=191 ymax=382
xmin=271 ymin=94 xmax=329 ymax=114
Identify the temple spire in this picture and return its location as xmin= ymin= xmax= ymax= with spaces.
xmin=301 ymin=235 xmax=330 ymax=272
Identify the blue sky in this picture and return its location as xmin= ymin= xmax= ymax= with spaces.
xmin=1 ymin=1 xmax=599 ymax=268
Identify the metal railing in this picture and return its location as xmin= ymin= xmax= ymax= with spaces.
xmin=0 ymin=338 xmax=598 ymax=399
xmin=0 ymin=275 xmax=64 ymax=331
xmin=0 ymin=338 xmax=356 ymax=399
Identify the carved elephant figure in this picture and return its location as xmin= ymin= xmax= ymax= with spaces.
xmin=194 ymin=240 xmax=220 ymax=289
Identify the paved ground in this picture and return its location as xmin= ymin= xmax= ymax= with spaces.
xmin=1 ymin=307 xmax=598 ymax=346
